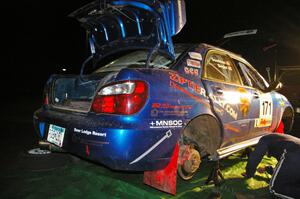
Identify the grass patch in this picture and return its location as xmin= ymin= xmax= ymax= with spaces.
xmin=0 ymin=152 xmax=277 ymax=199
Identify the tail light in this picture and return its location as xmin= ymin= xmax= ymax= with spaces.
xmin=92 ymin=80 xmax=148 ymax=115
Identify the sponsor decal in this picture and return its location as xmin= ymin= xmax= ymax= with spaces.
xmin=254 ymin=93 xmax=273 ymax=127
xmin=214 ymin=106 xmax=225 ymax=116
xmin=211 ymin=95 xmax=238 ymax=120
xmin=211 ymin=57 xmax=232 ymax=71
xmin=184 ymin=67 xmax=199 ymax=76
xmin=238 ymin=88 xmax=250 ymax=117
xmin=151 ymin=109 xmax=189 ymax=117
xmin=169 ymin=72 xmax=206 ymax=97
xmin=279 ymin=98 xmax=285 ymax=107
xmin=169 ymin=82 xmax=210 ymax=107
xmin=255 ymin=118 xmax=272 ymax=128
xmin=130 ymin=130 xmax=172 ymax=164
xmin=186 ymin=59 xmax=201 ymax=68
xmin=188 ymin=52 xmax=202 ymax=61
xmin=224 ymin=124 xmax=240 ymax=133
xmin=74 ymin=128 xmax=106 ymax=137
xmin=152 ymin=103 xmax=192 ymax=109
xmin=149 ymin=120 xmax=183 ymax=129
xmin=151 ymin=103 xmax=191 ymax=117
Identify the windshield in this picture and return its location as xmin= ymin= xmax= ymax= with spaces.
xmin=94 ymin=46 xmax=188 ymax=73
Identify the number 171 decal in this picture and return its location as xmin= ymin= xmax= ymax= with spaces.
xmin=255 ymin=93 xmax=273 ymax=128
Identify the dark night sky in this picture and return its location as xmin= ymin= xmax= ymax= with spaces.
xmin=3 ymin=0 xmax=300 ymax=97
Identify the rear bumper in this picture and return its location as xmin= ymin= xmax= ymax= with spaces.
xmin=33 ymin=108 xmax=180 ymax=171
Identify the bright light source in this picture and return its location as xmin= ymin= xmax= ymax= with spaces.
xmin=62 ymin=68 xmax=67 ymax=72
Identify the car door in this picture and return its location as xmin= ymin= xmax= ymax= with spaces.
xmin=234 ymin=60 xmax=275 ymax=136
xmin=201 ymin=50 xmax=251 ymax=147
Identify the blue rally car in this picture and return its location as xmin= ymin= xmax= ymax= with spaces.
xmin=33 ymin=0 xmax=294 ymax=194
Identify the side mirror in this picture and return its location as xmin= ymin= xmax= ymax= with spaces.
xmin=265 ymin=80 xmax=283 ymax=92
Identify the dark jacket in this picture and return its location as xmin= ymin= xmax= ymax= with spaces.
xmin=246 ymin=133 xmax=300 ymax=178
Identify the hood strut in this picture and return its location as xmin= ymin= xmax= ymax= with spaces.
xmin=79 ymin=55 xmax=94 ymax=82
xmin=146 ymin=18 xmax=162 ymax=68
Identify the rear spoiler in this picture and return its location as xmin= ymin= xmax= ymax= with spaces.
xmin=223 ymin=29 xmax=258 ymax=38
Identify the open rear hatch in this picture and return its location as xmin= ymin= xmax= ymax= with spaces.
xmin=48 ymin=0 xmax=186 ymax=113
xmin=69 ymin=0 xmax=186 ymax=59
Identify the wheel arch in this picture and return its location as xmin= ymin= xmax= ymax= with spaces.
xmin=281 ymin=106 xmax=294 ymax=133
xmin=180 ymin=114 xmax=223 ymax=156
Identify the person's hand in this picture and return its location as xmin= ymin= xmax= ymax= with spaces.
xmin=257 ymin=166 xmax=266 ymax=173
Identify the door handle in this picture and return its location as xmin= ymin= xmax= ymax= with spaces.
xmin=253 ymin=92 xmax=260 ymax=99
xmin=213 ymin=87 xmax=223 ymax=95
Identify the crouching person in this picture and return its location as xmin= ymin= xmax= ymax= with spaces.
xmin=245 ymin=133 xmax=300 ymax=199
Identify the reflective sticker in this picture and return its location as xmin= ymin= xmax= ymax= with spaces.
xmin=188 ymin=52 xmax=202 ymax=61
xmin=186 ymin=59 xmax=201 ymax=68
xmin=255 ymin=93 xmax=273 ymax=127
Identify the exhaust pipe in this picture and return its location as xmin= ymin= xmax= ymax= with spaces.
xmin=39 ymin=141 xmax=66 ymax=153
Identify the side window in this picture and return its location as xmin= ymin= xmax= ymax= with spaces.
xmin=236 ymin=60 xmax=268 ymax=91
xmin=234 ymin=60 xmax=253 ymax=87
xmin=204 ymin=52 xmax=242 ymax=85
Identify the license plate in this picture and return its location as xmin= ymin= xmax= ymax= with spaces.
xmin=47 ymin=124 xmax=66 ymax=147
xmin=296 ymin=107 xmax=300 ymax=113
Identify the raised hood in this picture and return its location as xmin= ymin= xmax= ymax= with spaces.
xmin=69 ymin=0 xmax=186 ymax=60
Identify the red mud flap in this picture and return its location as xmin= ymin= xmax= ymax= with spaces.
xmin=276 ymin=121 xmax=284 ymax=134
xmin=143 ymin=143 xmax=179 ymax=195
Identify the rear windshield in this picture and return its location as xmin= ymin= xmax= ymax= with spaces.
xmin=94 ymin=46 xmax=189 ymax=73
xmin=52 ymin=77 xmax=99 ymax=112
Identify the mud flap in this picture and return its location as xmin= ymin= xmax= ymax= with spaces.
xmin=276 ymin=121 xmax=284 ymax=134
xmin=143 ymin=143 xmax=179 ymax=195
